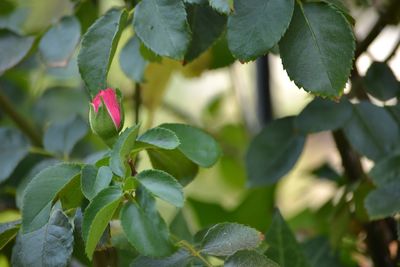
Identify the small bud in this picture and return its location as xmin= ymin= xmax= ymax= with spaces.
xmin=89 ymin=88 xmax=124 ymax=146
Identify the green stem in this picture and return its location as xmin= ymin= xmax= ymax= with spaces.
xmin=178 ymin=240 xmax=213 ymax=267
xmin=0 ymin=90 xmax=42 ymax=147
xmin=28 ymin=147 xmax=54 ymax=157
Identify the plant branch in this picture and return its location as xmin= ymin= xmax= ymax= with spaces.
xmin=0 ymin=90 xmax=42 ymax=147
xmin=134 ymin=83 xmax=142 ymax=125
xmin=178 ymin=240 xmax=213 ymax=267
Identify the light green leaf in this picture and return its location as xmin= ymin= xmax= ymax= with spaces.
xmin=343 ymin=102 xmax=399 ymax=161
xmin=82 ymin=186 xmax=123 ymax=259
xmin=136 ymin=127 xmax=180 ymax=150
xmin=120 ymin=200 xmax=174 ymax=257
xmin=0 ymin=127 xmax=29 ymax=183
xmin=185 ymin=4 xmax=226 ymax=62
xmin=295 ymin=98 xmax=352 ymax=133
xmin=227 ymin=0 xmax=294 ymax=62
xmin=363 ymin=61 xmax=400 ymax=101
xmin=0 ymin=31 xmax=34 ymax=73
xmin=12 ymin=210 xmax=73 ymax=267
xmin=22 ymin=163 xmax=81 ymax=233
xmin=135 ymin=169 xmax=184 ymax=207
xmin=81 ymin=165 xmax=113 ymax=200
xmin=110 ymin=124 xmax=140 ymax=177
xmin=0 ymin=220 xmax=20 ymax=250
xmin=209 ymin=0 xmax=233 ymax=14
xmin=225 ymin=250 xmax=280 ymax=267
xmin=39 ymin=16 xmax=81 ymax=67
xmin=119 ymin=35 xmax=148 ymax=82
xmin=365 ymin=182 xmax=400 ymax=220
xmin=133 ymin=0 xmax=191 ymax=60
xmin=279 ymin=2 xmax=355 ymax=96
xmin=78 ymin=9 xmax=128 ymax=96
xmin=43 ymin=116 xmax=88 ymax=157
xmin=200 ymin=223 xmax=263 ymax=256
xmin=160 ymin=123 xmax=221 ymax=167
xmin=265 ymin=210 xmax=310 ymax=267
xmin=246 ymin=117 xmax=305 ymax=186
xmin=131 ymin=249 xmax=192 ymax=267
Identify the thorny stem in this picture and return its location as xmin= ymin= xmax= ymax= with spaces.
xmin=178 ymin=240 xmax=213 ymax=267
xmin=0 ymin=89 xmax=42 ymax=147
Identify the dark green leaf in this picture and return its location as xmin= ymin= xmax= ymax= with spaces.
xmin=369 ymin=154 xmax=400 ymax=186
xmin=343 ymin=102 xmax=399 ymax=161
xmin=137 ymin=127 xmax=180 ymax=150
xmin=200 ymin=223 xmax=263 ymax=256
xmin=147 ymin=149 xmax=199 ymax=185
xmin=135 ymin=169 xmax=184 ymax=207
xmin=120 ymin=201 xmax=174 ymax=257
xmin=22 ymin=163 xmax=81 ymax=233
xmin=209 ymin=0 xmax=233 ymax=14
xmin=0 ymin=220 xmax=20 ymax=250
xmin=365 ymin=182 xmax=400 ymax=220
xmin=246 ymin=117 xmax=305 ymax=186
xmin=82 ymin=186 xmax=123 ymax=259
xmin=170 ymin=211 xmax=193 ymax=242
xmin=265 ymin=210 xmax=310 ymax=267
xmin=363 ymin=61 xmax=400 ymax=101
xmin=185 ymin=4 xmax=226 ymax=62
xmin=302 ymin=236 xmax=343 ymax=267
xmin=210 ymin=34 xmax=235 ymax=69
xmin=43 ymin=116 xmax=88 ymax=156
xmin=78 ymin=9 xmax=128 ymax=96
xmin=0 ymin=0 xmax=15 ymax=15
xmin=39 ymin=16 xmax=81 ymax=67
xmin=0 ymin=127 xmax=29 ymax=183
xmin=295 ymin=98 xmax=352 ymax=133
xmin=134 ymin=0 xmax=191 ymax=60
xmin=81 ymin=165 xmax=113 ymax=200
xmin=279 ymin=2 xmax=355 ymax=96
xmin=160 ymin=123 xmax=221 ymax=167
xmin=110 ymin=124 xmax=140 ymax=177
xmin=131 ymin=249 xmax=192 ymax=267
xmin=12 ymin=210 xmax=73 ymax=267
xmin=119 ymin=35 xmax=148 ymax=82
xmin=227 ymin=0 xmax=294 ymax=62
xmin=0 ymin=31 xmax=34 ymax=73
xmin=58 ymin=174 xmax=83 ymax=210
xmin=225 ymin=250 xmax=279 ymax=267
xmin=311 ymin=163 xmax=342 ymax=182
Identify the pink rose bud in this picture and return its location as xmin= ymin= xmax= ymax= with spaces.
xmin=89 ymin=88 xmax=124 ymax=146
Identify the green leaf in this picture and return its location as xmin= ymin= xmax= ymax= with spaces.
xmin=58 ymin=174 xmax=83 ymax=210
xmin=131 ymin=249 xmax=193 ymax=267
xmin=209 ymin=0 xmax=233 ymax=14
xmin=160 ymin=123 xmax=221 ymax=167
xmin=110 ymin=124 xmax=140 ymax=177
xmin=184 ymin=0 xmax=208 ymax=3
xmin=265 ymin=210 xmax=310 ymax=267
xmin=82 ymin=186 xmax=123 ymax=259
xmin=246 ymin=117 xmax=305 ymax=186
xmin=43 ymin=116 xmax=88 ymax=157
xmin=12 ymin=210 xmax=73 ymax=267
xmin=135 ymin=169 xmax=184 ymax=207
xmin=369 ymin=154 xmax=400 ymax=186
xmin=363 ymin=61 xmax=400 ymax=101
xmin=185 ymin=4 xmax=226 ymax=62
xmin=0 ymin=31 xmax=34 ymax=73
xmin=227 ymin=0 xmax=294 ymax=62
xmin=0 ymin=127 xmax=29 ymax=183
xmin=119 ymin=35 xmax=148 ymax=83
xmin=133 ymin=0 xmax=191 ymax=60
xmin=295 ymin=98 xmax=352 ymax=133
xmin=39 ymin=16 xmax=81 ymax=67
xmin=225 ymin=250 xmax=280 ymax=267
xmin=170 ymin=211 xmax=193 ymax=242
xmin=81 ymin=165 xmax=113 ymax=200
xmin=302 ymin=237 xmax=343 ymax=267
xmin=279 ymin=2 xmax=355 ymax=96
xmin=365 ymin=182 xmax=400 ymax=220
xmin=22 ymin=163 xmax=81 ymax=233
xmin=210 ymin=34 xmax=235 ymax=69
xmin=0 ymin=0 xmax=16 ymax=16
xmin=343 ymin=102 xmax=399 ymax=161
xmin=0 ymin=220 xmax=20 ymax=250
xmin=137 ymin=127 xmax=180 ymax=150
xmin=120 ymin=200 xmax=174 ymax=257
xmin=78 ymin=9 xmax=128 ymax=96
xmin=200 ymin=223 xmax=263 ymax=256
